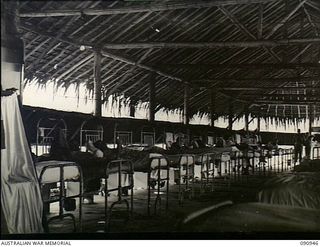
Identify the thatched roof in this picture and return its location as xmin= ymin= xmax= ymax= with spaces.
xmin=16 ymin=0 xmax=320 ymax=121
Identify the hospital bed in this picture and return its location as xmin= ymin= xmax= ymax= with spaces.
xmin=141 ymin=126 xmax=156 ymax=147
xmin=80 ymin=118 xmax=104 ymax=151
xmin=167 ymin=154 xmax=195 ymax=205
xmin=104 ymin=159 xmax=134 ymax=232
xmin=35 ymin=160 xmax=83 ymax=232
xmin=312 ymin=146 xmax=320 ymax=160
xmin=114 ymin=123 xmax=133 ymax=148
xmin=147 ymin=155 xmax=170 ymax=216
xmin=35 ymin=117 xmax=67 ymax=156
xmin=198 ymin=153 xmax=215 ymax=193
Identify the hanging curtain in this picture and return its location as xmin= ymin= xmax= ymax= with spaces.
xmin=1 ymin=93 xmax=43 ymax=233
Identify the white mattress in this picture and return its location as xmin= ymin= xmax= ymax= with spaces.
xmin=248 ymin=151 xmax=261 ymax=158
xmin=35 ymin=160 xmax=80 ymax=183
xmin=149 ymin=153 xmax=168 ymax=169
xmin=212 ymin=146 xmax=240 ymax=153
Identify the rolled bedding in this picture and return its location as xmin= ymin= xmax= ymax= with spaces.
xmin=293 ymin=159 xmax=320 ymax=172
xmin=182 ymin=202 xmax=320 ymax=232
xmin=258 ymin=172 xmax=320 ymax=209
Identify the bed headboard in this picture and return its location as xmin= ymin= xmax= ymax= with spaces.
xmin=79 ymin=119 xmax=104 ymax=150
xmin=141 ymin=126 xmax=156 ymax=146
xmin=114 ymin=131 xmax=132 ymax=147
xmin=36 ymin=118 xmax=67 ymax=156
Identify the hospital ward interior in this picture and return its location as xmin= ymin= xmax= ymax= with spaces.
xmin=1 ymin=0 xmax=320 ymax=239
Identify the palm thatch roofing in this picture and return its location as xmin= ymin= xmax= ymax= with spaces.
xmin=15 ymin=0 xmax=320 ymax=121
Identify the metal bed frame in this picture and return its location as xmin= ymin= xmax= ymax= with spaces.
xmin=261 ymin=148 xmax=293 ymax=174
xmin=176 ymin=154 xmax=195 ymax=205
xmin=37 ymin=162 xmax=83 ymax=233
xmin=231 ymin=150 xmax=243 ymax=180
xmin=80 ymin=119 xmax=104 ymax=150
xmin=104 ymin=159 xmax=134 ymax=232
xmin=199 ymin=153 xmax=215 ymax=193
xmin=207 ymin=132 xmax=215 ymax=146
xmin=312 ymin=146 xmax=320 ymax=160
xmin=36 ymin=118 xmax=67 ymax=156
xmin=114 ymin=124 xmax=133 ymax=147
xmin=141 ymin=126 xmax=156 ymax=146
xmin=147 ymin=156 xmax=170 ymax=216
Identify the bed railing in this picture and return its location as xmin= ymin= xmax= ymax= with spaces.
xmin=199 ymin=153 xmax=215 ymax=193
xmin=312 ymin=147 xmax=320 ymax=160
xmin=79 ymin=118 xmax=104 ymax=150
xmin=141 ymin=131 xmax=155 ymax=146
xmin=37 ymin=162 xmax=83 ymax=233
xmin=147 ymin=156 xmax=170 ymax=216
xmin=36 ymin=117 xmax=67 ymax=156
xmin=104 ymin=159 xmax=134 ymax=232
xmin=80 ymin=130 xmax=103 ymax=149
xmin=114 ymin=131 xmax=133 ymax=147
xmin=177 ymin=154 xmax=195 ymax=205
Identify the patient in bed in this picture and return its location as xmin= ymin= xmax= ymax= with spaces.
xmin=86 ymin=140 xmax=104 ymax=158
xmin=49 ymin=127 xmax=71 ymax=160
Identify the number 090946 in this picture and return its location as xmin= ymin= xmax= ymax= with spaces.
xmin=300 ymin=241 xmax=318 ymax=246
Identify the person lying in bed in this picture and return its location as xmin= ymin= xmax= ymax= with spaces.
xmin=86 ymin=140 xmax=104 ymax=158
xmin=49 ymin=127 xmax=72 ymax=161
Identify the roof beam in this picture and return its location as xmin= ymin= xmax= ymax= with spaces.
xmin=253 ymin=100 xmax=320 ymax=104
xmin=220 ymin=86 xmax=319 ymax=90
xmin=290 ymin=44 xmax=312 ymax=62
xmin=241 ymin=93 xmax=319 ymax=97
xmin=266 ymin=0 xmax=308 ymax=39
xmin=243 ymin=95 xmax=319 ymax=101
xmin=193 ymin=76 xmax=319 ymax=84
xmin=20 ymin=23 xmax=191 ymax=87
xmin=56 ymin=54 xmax=94 ymax=81
xmin=258 ymin=3 xmax=263 ymax=39
xmin=100 ymin=39 xmax=320 ymax=49
xmin=19 ymin=0 xmax=279 ymax=18
xmin=156 ymin=63 xmax=320 ymax=70
xmin=219 ymin=6 xmax=256 ymax=39
xmin=302 ymin=3 xmax=319 ymax=37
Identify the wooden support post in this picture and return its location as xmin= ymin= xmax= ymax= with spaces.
xmin=93 ymin=50 xmax=102 ymax=117
xmin=309 ymin=105 xmax=313 ymax=135
xmin=183 ymin=85 xmax=190 ymax=125
xmin=210 ymin=89 xmax=216 ymax=127
xmin=149 ymin=74 xmax=156 ymax=122
xmin=228 ymin=103 xmax=233 ymax=131
xmin=258 ymin=3 xmax=263 ymax=39
xmin=257 ymin=116 xmax=261 ymax=132
xmin=245 ymin=109 xmax=249 ymax=132
xmin=129 ymin=103 xmax=135 ymax=118
xmin=1 ymin=1 xmax=24 ymax=97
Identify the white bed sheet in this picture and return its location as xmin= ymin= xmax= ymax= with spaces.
xmin=149 ymin=153 xmax=168 ymax=169
xmin=35 ymin=160 xmax=80 ymax=183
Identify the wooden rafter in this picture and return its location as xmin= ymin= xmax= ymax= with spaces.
xmin=253 ymin=100 xmax=320 ymax=104
xmin=56 ymin=54 xmax=94 ymax=81
xmin=20 ymin=23 xmax=192 ymax=87
xmin=99 ymin=39 xmax=320 ymax=49
xmin=258 ymin=3 xmax=264 ymax=39
xmin=266 ymin=0 xmax=308 ymax=38
xmin=219 ymin=6 xmax=256 ymax=39
xmin=302 ymin=3 xmax=319 ymax=37
xmin=220 ymin=86 xmax=319 ymax=90
xmin=192 ymin=76 xmax=319 ymax=84
xmin=19 ymin=0 xmax=280 ymax=18
xmin=155 ymin=63 xmax=320 ymax=70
